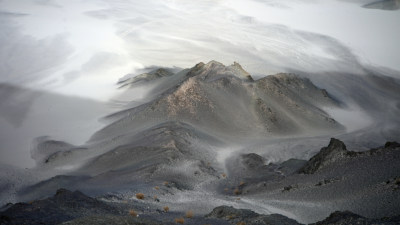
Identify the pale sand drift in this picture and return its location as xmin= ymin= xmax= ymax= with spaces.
xmin=1 ymin=0 xmax=400 ymax=100
xmin=0 ymin=84 xmax=114 ymax=167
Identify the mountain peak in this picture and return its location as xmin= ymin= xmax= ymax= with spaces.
xmin=206 ymin=60 xmax=224 ymax=67
xmin=230 ymin=61 xmax=254 ymax=81
xmin=186 ymin=60 xmax=254 ymax=82
xmin=328 ymin=138 xmax=347 ymax=150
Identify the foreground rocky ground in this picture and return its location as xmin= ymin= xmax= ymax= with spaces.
xmin=1 ymin=188 xmax=400 ymax=225
xmin=1 ymin=139 xmax=399 ymax=225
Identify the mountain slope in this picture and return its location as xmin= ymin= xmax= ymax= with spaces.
xmin=18 ymin=61 xmax=345 ymax=204
xmin=91 ymin=61 xmax=343 ymax=142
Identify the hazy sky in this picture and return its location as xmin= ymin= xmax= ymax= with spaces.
xmin=0 ymin=0 xmax=399 ymax=100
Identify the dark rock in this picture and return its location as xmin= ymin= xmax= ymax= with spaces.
xmin=311 ymin=211 xmax=400 ymax=225
xmin=384 ymin=141 xmax=400 ymax=149
xmin=224 ymin=153 xmax=283 ymax=187
xmin=299 ymin=138 xmax=400 ymax=175
xmin=315 ymin=178 xmax=339 ymax=186
xmin=207 ymin=206 xmax=258 ymax=219
xmin=0 ymin=203 xmax=13 ymax=212
xmin=321 ymin=89 xmax=329 ymax=97
xmin=0 ymin=215 xmax=11 ymax=223
xmin=18 ymin=175 xmax=91 ymax=201
xmin=60 ymin=215 xmax=167 ymax=225
xmin=241 ymin=153 xmax=265 ymax=169
xmin=383 ymin=177 xmax=400 ymax=191
xmin=282 ymin=185 xmax=297 ymax=192
xmin=206 ymin=205 xmax=301 ymax=225
xmin=366 ymin=141 xmax=400 ymax=156
xmin=312 ymin=211 xmax=365 ymax=224
xmin=0 ymin=189 xmax=118 ymax=225
xmin=298 ymin=138 xmax=351 ymax=174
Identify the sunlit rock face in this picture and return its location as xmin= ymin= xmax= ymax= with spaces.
xmin=91 ymin=61 xmax=343 ymax=143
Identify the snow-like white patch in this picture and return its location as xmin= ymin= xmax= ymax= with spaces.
xmin=324 ymin=106 xmax=373 ymax=132
xmin=214 ymin=145 xmax=243 ymax=171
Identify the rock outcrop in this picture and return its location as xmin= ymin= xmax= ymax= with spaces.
xmin=0 ymin=189 xmax=118 ymax=225
xmin=299 ymin=138 xmax=400 ymax=174
xmin=240 ymin=153 xmax=266 ymax=170
xmin=206 ymin=205 xmax=301 ymax=225
xmin=298 ymin=138 xmax=352 ymax=174
xmin=311 ymin=211 xmax=400 ymax=225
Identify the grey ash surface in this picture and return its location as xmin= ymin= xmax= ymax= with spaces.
xmin=1 ymin=140 xmax=400 ymax=224
xmin=2 ymin=61 xmax=400 ymax=224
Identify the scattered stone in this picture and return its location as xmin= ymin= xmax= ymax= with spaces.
xmin=315 ymin=178 xmax=339 ymax=186
xmin=282 ymin=185 xmax=297 ymax=192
